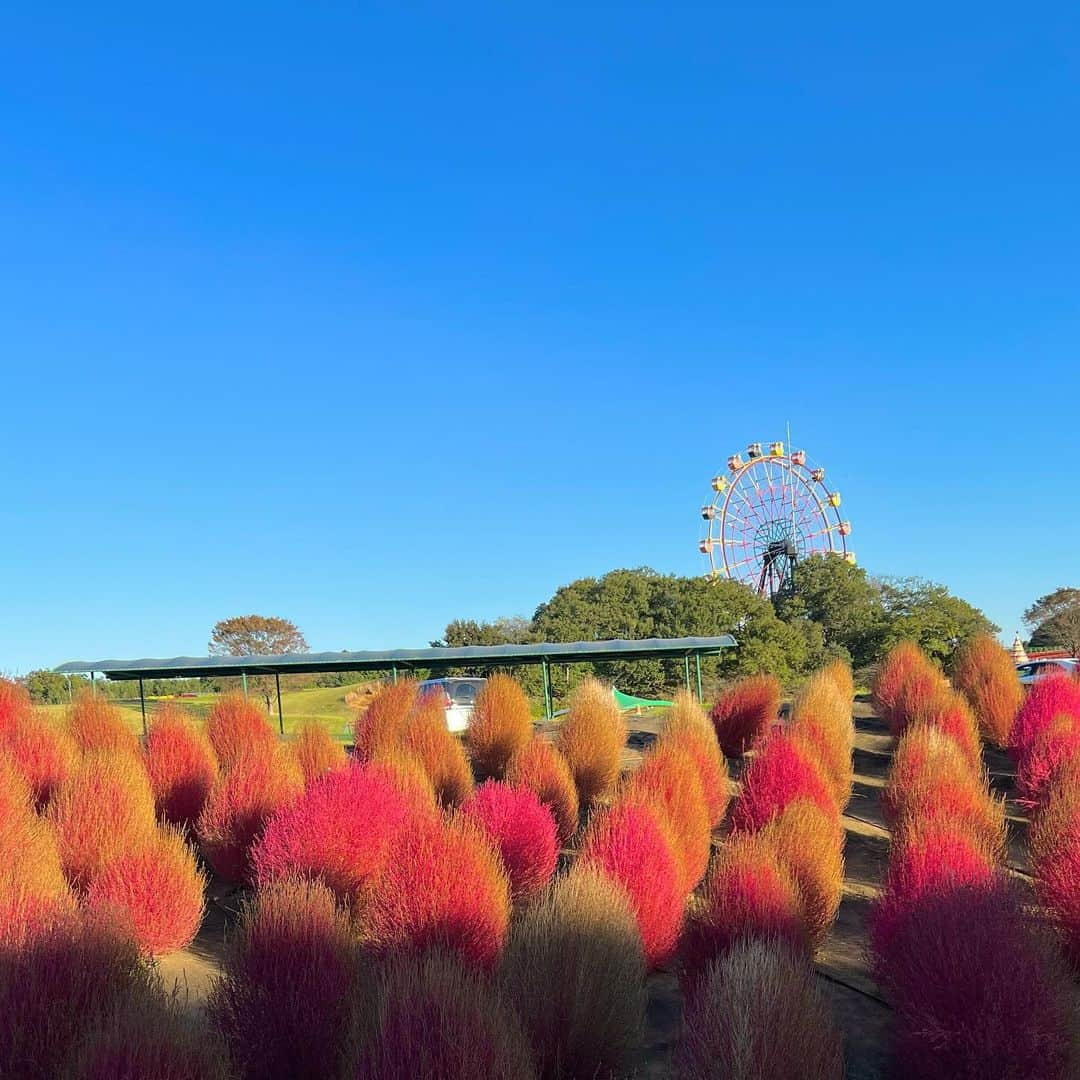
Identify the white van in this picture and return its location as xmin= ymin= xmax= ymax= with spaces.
xmin=417 ymin=677 xmax=487 ymax=733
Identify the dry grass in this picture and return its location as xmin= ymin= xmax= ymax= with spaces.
xmin=361 ymin=814 xmax=511 ymax=972
xmin=67 ymin=693 xmax=141 ymax=758
xmin=660 ymin=690 xmax=729 ymax=827
xmin=144 ymin=705 xmax=219 ymax=827
xmin=578 ymin=798 xmax=684 ymax=970
xmin=466 ymin=673 xmax=534 ymax=780
xmin=85 ymin=825 xmax=206 ymax=957
xmin=48 ymin=750 xmax=157 ymax=891
xmin=620 ymin=742 xmax=711 ymax=894
xmin=758 ymin=798 xmax=844 ymax=950
xmin=290 ymin=720 xmax=347 ymax=786
xmin=505 ymin=737 xmax=580 ymax=846
xmin=951 ymin=633 xmax=1024 ymax=748
xmin=358 ymin=948 xmax=538 ymax=1079
xmin=352 ymin=679 xmax=417 ymax=761
xmin=401 ymin=690 xmax=474 ymax=807
xmin=196 ymin=746 xmax=304 ymax=885
xmin=709 ymin=674 xmax=781 ymax=757
xmin=209 ymin=876 xmax=360 ymax=1079
xmin=500 ymin=865 xmax=646 ymax=1080
xmin=555 ymin=679 xmax=626 ymax=807
xmin=677 ymin=940 xmax=844 ymax=1080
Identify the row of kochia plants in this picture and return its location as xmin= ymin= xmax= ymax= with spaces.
xmin=869 ymin=636 xmax=1080 ymax=1080
xmin=0 ymin=658 xmax=855 ymax=1079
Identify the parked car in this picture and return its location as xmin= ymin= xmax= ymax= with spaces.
xmin=417 ymin=677 xmax=487 ymax=732
xmin=1016 ymin=659 xmax=1078 ymax=686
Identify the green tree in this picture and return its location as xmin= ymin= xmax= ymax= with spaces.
xmin=776 ymin=555 xmax=885 ymax=667
xmin=1024 ymin=587 xmax=1080 ymax=658
xmin=877 ymin=577 xmax=997 ymax=665
xmin=24 ymin=669 xmax=72 ymax=704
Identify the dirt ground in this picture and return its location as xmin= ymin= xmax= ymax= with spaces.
xmin=156 ymin=701 xmax=1033 ymax=1078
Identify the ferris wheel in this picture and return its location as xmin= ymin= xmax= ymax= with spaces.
xmin=699 ymin=441 xmax=853 ymax=598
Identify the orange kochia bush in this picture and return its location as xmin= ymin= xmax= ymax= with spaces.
xmin=47 ymin=750 xmax=157 ymax=890
xmin=67 ymin=693 xmax=141 ymax=757
xmin=143 ymin=705 xmax=219 ymax=827
xmin=505 ymin=737 xmax=580 ymax=846
xmin=206 ymin=693 xmax=277 ymax=770
xmin=660 ymin=690 xmax=729 ymax=828
xmin=556 ymin=679 xmax=626 ymax=806
xmin=466 ymin=673 xmax=534 ymax=780
xmin=950 ymin=633 xmax=1024 ymax=748
xmin=290 ymin=721 xmax=347 ymax=786
xmin=402 ymin=690 xmax=474 ymax=807
xmin=353 ymin=679 xmax=417 ymax=761
xmin=1 ymin=712 xmax=78 ymax=809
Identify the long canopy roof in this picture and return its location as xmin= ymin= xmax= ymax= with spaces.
xmin=54 ymin=635 xmax=737 ymax=682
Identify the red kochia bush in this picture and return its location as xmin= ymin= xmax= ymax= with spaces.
xmin=353 ymin=679 xmax=417 ymax=761
xmin=252 ymin=762 xmax=421 ymax=906
xmin=358 ymin=949 xmax=538 ymax=1079
xmin=709 ymin=675 xmax=781 ymax=757
xmin=729 ymin=732 xmax=839 ymax=833
xmin=661 ymin=689 xmax=730 ymax=828
xmin=85 ymin=825 xmax=206 ymax=956
xmin=1016 ymin=715 xmax=1080 ymax=809
xmin=872 ymin=641 xmax=934 ymax=729
xmin=206 ymin=693 xmax=277 ymax=770
xmin=63 ymin=992 xmax=232 ymax=1080
xmin=466 ymin=673 xmax=534 ymax=780
xmin=361 ymin=815 xmax=511 ymax=972
xmin=196 ymin=748 xmax=304 ymax=884
xmin=208 ymin=877 xmax=359 ymax=1080
xmin=1012 ymin=672 xmax=1080 ymax=761
xmin=869 ymin=823 xmax=999 ymax=969
xmin=2 ymin=712 xmax=78 ymax=809
xmin=0 ymin=909 xmax=151 ymax=1080
xmin=505 ymin=737 xmax=580 ymax=846
xmin=621 ymin=743 xmax=711 ymax=894
xmin=48 ymin=750 xmax=158 ymax=890
xmin=1033 ymin=809 xmax=1080 ymax=971
xmin=0 ymin=677 xmax=32 ymax=737
xmin=681 ymin=832 xmax=808 ymax=992
xmin=290 ymin=721 xmax=346 ymax=785
xmin=677 ymin=940 xmax=844 ymax=1080
xmin=67 ymin=693 xmax=141 ymax=757
xmin=951 ymin=633 xmax=1024 ymax=748
xmin=144 ymin=706 xmax=219 ymax=827
xmin=877 ymin=885 xmax=1076 ymax=1080
xmin=462 ymin=781 xmax=558 ymax=901
xmin=578 ymin=799 xmax=684 ymax=970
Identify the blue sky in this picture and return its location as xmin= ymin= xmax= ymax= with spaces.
xmin=2 ymin=3 xmax=1078 ymax=673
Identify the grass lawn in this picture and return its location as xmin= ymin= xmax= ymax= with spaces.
xmin=40 ymin=682 xmax=365 ymax=743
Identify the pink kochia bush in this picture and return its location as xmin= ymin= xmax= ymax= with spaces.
xmin=1033 ymin=805 xmax=1080 ymax=971
xmin=578 ymin=799 xmax=684 ymax=970
xmin=462 ymin=781 xmax=558 ymax=902
xmin=730 ymin=732 xmax=838 ymax=833
xmin=360 ymin=814 xmax=512 ymax=972
xmin=208 ymin=877 xmax=359 ymax=1080
xmin=875 ymin=885 xmax=1077 ymax=1080
xmin=143 ymin=705 xmax=219 ymax=827
xmin=1011 ymin=673 xmax=1080 ymax=761
xmin=85 ymin=825 xmax=206 ymax=957
xmin=252 ymin=761 xmax=425 ymax=906
xmin=1015 ymin=716 xmax=1080 ymax=810
xmin=196 ymin=748 xmax=304 ymax=885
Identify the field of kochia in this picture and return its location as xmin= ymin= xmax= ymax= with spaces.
xmin=0 ymin=632 xmax=1077 ymax=1079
